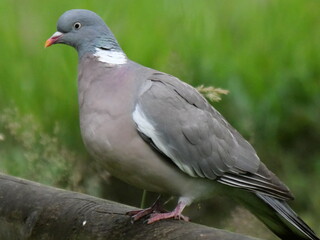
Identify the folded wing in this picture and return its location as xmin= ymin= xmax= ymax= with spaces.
xmin=133 ymin=72 xmax=293 ymax=200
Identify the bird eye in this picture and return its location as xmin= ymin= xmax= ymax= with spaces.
xmin=73 ymin=22 xmax=82 ymax=30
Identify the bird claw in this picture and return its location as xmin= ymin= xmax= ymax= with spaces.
xmin=127 ymin=195 xmax=167 ymax=222
xmin=128 ymin=196 xmax=190 ymax=224
xmin=147 ymin=200 xmax=190 ymax=224
xmin=147 ymin=212 xmax=189 ymax=224
xmin=127 ymin=207 xmax=155 ymax=222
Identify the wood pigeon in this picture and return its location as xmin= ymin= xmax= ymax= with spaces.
xmin=45 ymin=9 xmax=319 ymax=240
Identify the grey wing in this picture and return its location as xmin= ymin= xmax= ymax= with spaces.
xmin=133 ymin=72 xmax=293 ymax=200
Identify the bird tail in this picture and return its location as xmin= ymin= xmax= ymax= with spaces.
xmin=237 ymin=192 xmax=319 ymax=240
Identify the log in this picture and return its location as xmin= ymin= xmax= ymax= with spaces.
xmin=0 ymin=173 xmax=262 ymax=240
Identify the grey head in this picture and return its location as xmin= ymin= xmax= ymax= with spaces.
xmin=45 ymin=9 xmax=122 ymax=57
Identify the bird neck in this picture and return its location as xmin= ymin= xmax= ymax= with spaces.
xmin=77 ymin=30 xmax=124 ymax=61
xmin=93 ymin=47 xmax=127 ymax=65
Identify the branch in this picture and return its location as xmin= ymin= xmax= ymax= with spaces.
xmin=0 ymin=173 xmax=262 ymax=240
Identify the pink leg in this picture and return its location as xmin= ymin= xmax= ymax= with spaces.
xmin=147 ymin=200 xmax=189 ymax=224
xmin=127 ymin=196 xmax=166 ymax=222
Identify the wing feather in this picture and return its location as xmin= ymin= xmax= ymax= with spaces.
xmin=133 ymin=72 xmax=293 ymax=200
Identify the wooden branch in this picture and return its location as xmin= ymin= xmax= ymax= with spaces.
xmin=0 ymin=173 xmax=262 ymax=240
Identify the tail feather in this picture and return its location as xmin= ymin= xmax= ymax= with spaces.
xmin=256 ymin=193 xmax=319 ymax=240
xmin=237 ymin=191 xmax=319 ymax=240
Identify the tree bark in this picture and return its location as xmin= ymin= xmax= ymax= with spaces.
xmin=0 ymin=173 xmax=262 ymax=240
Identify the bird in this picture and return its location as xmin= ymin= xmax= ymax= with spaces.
xmin=45 ymin=9 xmax=319 ymax=240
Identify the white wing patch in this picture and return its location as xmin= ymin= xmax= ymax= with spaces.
xmin=133 ymin=104 xmax=197 ymax=177
xmin=93 ymin=48 xmax=127 ymax=65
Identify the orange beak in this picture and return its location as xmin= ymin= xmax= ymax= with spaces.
xmin=45 ymin=31 xmax=63 ymax=48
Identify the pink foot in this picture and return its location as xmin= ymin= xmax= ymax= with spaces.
xmin=127 ymin=196 xmax=166 ymax=222
xmin=147 ymin=200 xmax=189 ymax=224
xmin=147 ymin=211 xmax=189 ymax=224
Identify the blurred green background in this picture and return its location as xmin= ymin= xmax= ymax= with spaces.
xmin=0 ymin=0 xmax=319 ymax=239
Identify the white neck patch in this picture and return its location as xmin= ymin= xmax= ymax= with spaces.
xmin=93 ymin=48 xmax=127 ymax=65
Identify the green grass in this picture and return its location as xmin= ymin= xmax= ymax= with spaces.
xmin=0 ymin=0 xmax=319 ymax=237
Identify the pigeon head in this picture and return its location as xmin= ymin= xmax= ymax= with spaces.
xmin=45 ymin=9 xmax=122 ymax=58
